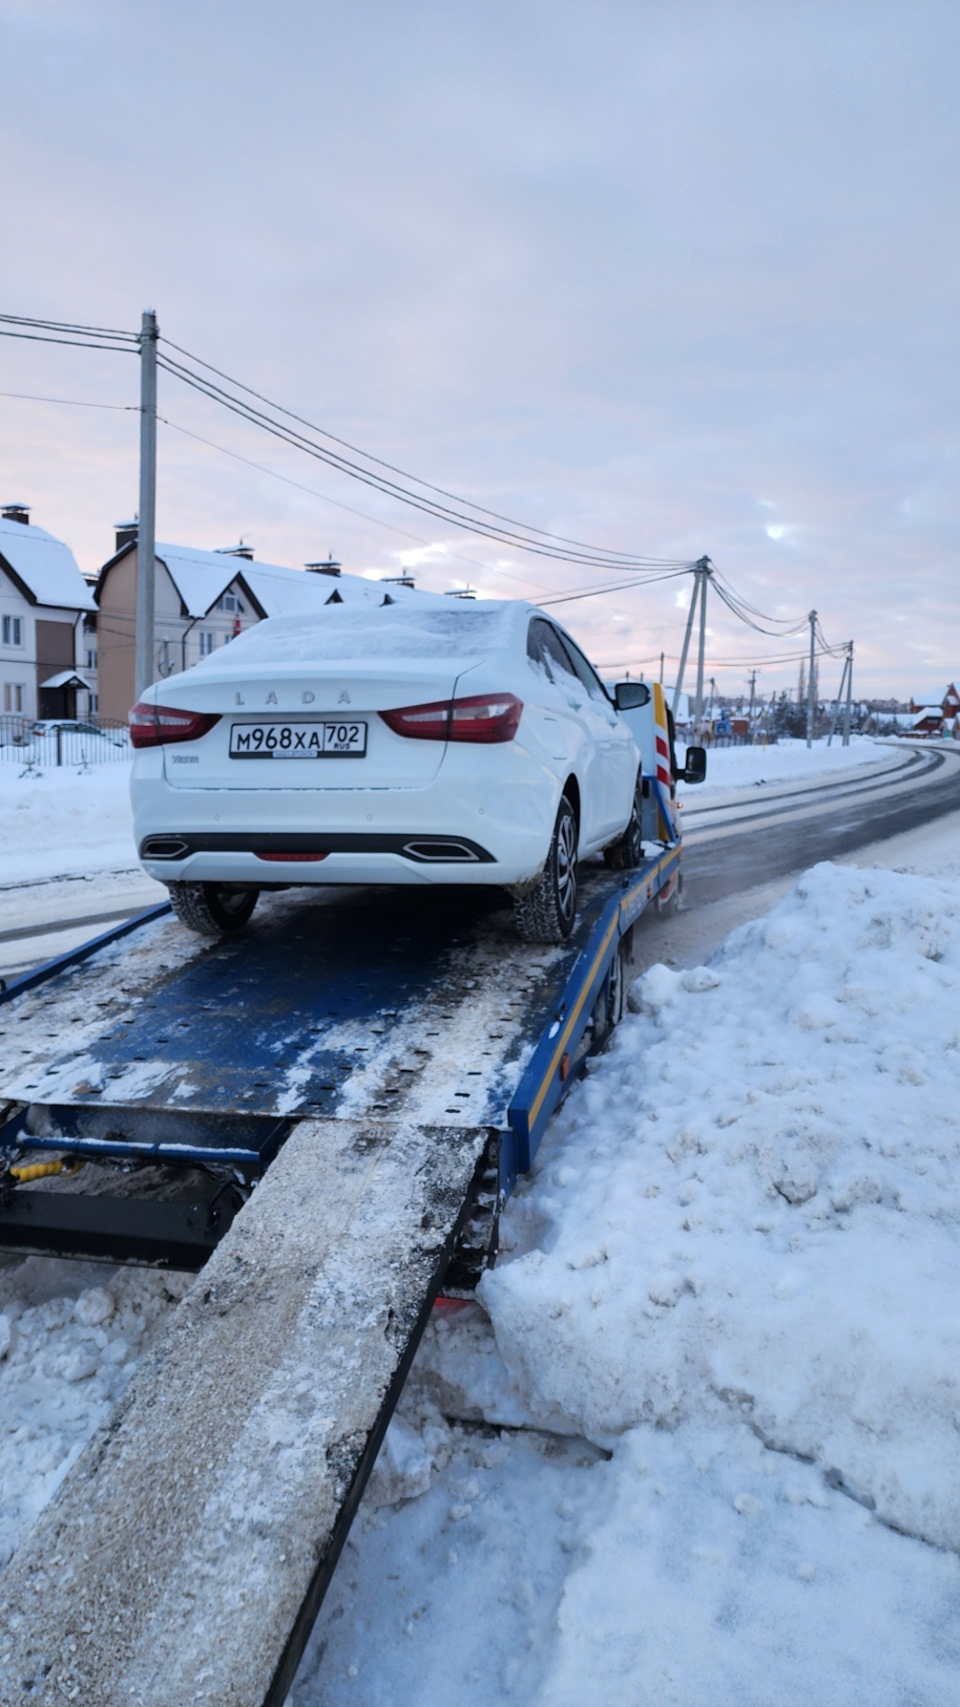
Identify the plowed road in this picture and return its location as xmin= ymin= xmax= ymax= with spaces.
xmin=681 ymin=742 xmax=960 ymax=905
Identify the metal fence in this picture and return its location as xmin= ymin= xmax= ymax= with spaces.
xmin=676 ymin=732 xmax=778 ymax=749
xmin=0 ymin=714 xmax=131 ymax=767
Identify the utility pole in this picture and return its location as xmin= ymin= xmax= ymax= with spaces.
xmin=747 ymin=668 xmax=757 ymax=728
xmin=827 ymin=651 xmax=849 ymax=747
xmin=659 ymin=650 xmax=664 ymax=685
xmin=843 ymin=640 xmax=854 ymax=746
xmin=673 ymin=558 xmax=706 ymax=718
xmin=805 ymin=609 xmax=817 ymax=748
xmin=135 ymin=309 xmax=158 ymax=702
xmin=694 ymin=559 xmax=709 ymax=742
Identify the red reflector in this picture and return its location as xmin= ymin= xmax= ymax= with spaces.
xmin=380 ymin=693 xmax=522 ymax=744
xmin=255 ymin=852 xmax=328 ymax=862
xmin=559 ymin=1052 xmax=571 ymax=1081
xmin=129 ymin=702 xmax=222 ymax=748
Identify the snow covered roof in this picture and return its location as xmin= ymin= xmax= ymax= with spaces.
xmin=98 ymin=538 xmax=438 ymax=619
xmin=0 ymin=517 xmax=95 ymax=612
xmin=40 ymin=670 xmax=88 ymax=689
xmin=912 ymin=707 xmax=944 ymax=725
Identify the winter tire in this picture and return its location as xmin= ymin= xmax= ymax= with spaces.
xmin=603 ymin=775 xmax=643 ymax=871
xmin=167 ymin=882 xmax=260 ymax=936
xmin=514 ymin=794 xmax=579 ymax=943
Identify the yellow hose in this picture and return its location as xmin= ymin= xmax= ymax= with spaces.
xmin=9 ymin=1156 xmax=85 ymax=1183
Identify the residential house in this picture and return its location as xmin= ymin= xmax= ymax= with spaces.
xmin=94 ymin=531 xmax=432 ymax=721
xmin=906 ymin=706 xmax=945 ymax=738
xmin=0 ymin=505 xmax=97 ymax=719
xmin=909 ymin=684 xmax=959 ymax=719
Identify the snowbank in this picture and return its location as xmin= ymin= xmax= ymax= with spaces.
xmin=0 ymin=763 xmax=136 ymax=884
xmin=677 ymin=734 xmax=885 ymax=798
xmin=294 ymin=857 xmax=960 ymax=1704
xmin=484 ymin=863 xmax=960 ymax=1546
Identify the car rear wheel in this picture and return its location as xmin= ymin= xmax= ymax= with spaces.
xmin=167 ymin=882 xmax=260 ymax=936
xmin=603 ymin=775 xmax=643 ymax=871
xmin=514 ymin=795 xmax=578 ymax=943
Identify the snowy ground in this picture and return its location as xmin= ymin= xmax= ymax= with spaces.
xmin=0 ymin=761 xmax=138 ymax=885
xmin=677 ymin=733 xmax=892 ymax=799
xmin=284 ymin=840 xmax=960 ymax=1706
xmin=3 ymin=755 xmax=960 ymax=1702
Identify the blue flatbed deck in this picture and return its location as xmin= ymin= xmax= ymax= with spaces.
xmin=0 ymin=843 xmax=679 ymax=1262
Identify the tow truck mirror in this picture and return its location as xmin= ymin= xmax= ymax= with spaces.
xmin=683 ymin=746 xmax=707 ymax=784
xmin=614 ymin=681 xmax=651 ymax=710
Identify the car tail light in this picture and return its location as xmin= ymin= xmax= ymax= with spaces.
xmin=129 ymin=702 xmax=222 ymax=748
xmin=380 ymin=693 xmax=522 ymax=744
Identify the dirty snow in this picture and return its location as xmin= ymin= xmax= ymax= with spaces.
xmin=0 ymin=1259 xmax=192 ymax=1570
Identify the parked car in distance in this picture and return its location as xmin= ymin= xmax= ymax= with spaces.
xmin=130 ymin=599 xmax=657 ymax=942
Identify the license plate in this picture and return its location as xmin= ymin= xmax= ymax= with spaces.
xmin=229 ymin=720 xmax=367 ymax=758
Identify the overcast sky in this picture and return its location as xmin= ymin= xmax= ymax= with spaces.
xmin=1 ymin=0 xmax=957 ymax=701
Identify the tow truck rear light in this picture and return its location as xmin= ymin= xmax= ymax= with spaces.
xmin=380 ymin=692 xmax=522 ymax=744
xmin=129 ymin=702 xmax=222 ymax=748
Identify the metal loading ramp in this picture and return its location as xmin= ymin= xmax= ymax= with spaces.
xmin=0 ymin=1117 xmax=488 ymax=1707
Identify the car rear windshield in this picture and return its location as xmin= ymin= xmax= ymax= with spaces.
xmin=198 ymin=603 xmax=512 ymax=667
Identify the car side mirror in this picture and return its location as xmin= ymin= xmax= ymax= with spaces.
xmin=614 ymin=681 xmax=651 ymax=710
xmin=682 ymin=746 xmax=707 ymax=784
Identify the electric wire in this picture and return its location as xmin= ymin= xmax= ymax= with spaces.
xmin=0 ymin=390 xmax=137 ymax=411
xmin=0 ymin=312 xmax=138 ymax=341
xmin=160 ymin=335 xmax=688 ymax=569
xmin=158 ymin=349 xmax=692 ymax=570
xmin=0 ymin=309 xmax=849 ymax=665
xmin=156 ymin=414 xmax=560 ymax=597
xmin=0 ymin=330 xmax=137 ymax=354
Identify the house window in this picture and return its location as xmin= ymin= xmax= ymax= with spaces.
xmin=3 ymin=683 xmax=23 ymax=712
xmin=199 ymin=631 xmax=216 ymax=657
xmin=2 ymin=615 xmax=23 ymax=647
xmin=217 ymin=592 xmax=245 ymax=614
xmin=85 ymin=648 xmax=98 ymax=670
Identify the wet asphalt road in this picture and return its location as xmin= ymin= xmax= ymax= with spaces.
xmin=681 ymin=745 xmax=960 ymax=907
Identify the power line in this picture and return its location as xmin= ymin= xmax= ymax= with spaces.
xmin=156 ymin=413 xmax=555 ymax=596
xmin=0 ymin=330 xmax=137 ymax=354
xmin=0 ymin=312 xmax=138 ymax=341
xmin=160 ymin=335 xmax=689 ymax=570
xmin=156 ymin=346 xmax=692 ymax=573
xmin=538 ymin=568 xmax=692 ymax=606
xmin=0 ymin=389 xmax=136 ymax=411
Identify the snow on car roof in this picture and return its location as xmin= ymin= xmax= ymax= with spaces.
xmin=0 ymin=518 xmax=95 ymax=612
xmin=196 ymin=599 xmax=517 ymax=668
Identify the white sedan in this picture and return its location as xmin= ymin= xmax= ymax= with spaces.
xmin=129 ymin=599 xmax=648 ymax=942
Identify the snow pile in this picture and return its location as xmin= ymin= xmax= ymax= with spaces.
xmin=484 ymin=862 xmax=960 ymax=1546
xmin=294 ymin=857 xmax=960 ymax=1705
xmin=0 ymin=763 xmax=136 ymax=884
xmin=0 ymin=1259 xmax=191 ymax=1569
xmin=677 ymin=734 xmax=883 ymax=797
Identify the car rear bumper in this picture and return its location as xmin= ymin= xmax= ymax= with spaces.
xmin=132 ymin=763 xmax=558 ymax=888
